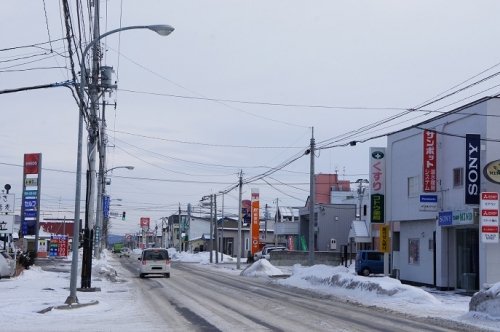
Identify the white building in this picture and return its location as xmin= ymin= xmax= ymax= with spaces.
xmin=387 ymin=96 xmax=500 ymax=291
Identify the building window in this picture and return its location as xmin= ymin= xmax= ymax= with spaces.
xmin=408 ymin=176 xmax=419 ymax=197
xmin=453 ymin=167 xmax=464 ymax=187
xmin=408 ymin=238 xmax=420 ymax=265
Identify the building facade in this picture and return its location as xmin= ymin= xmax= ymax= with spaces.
xmin=387 ymin=96 xmax=500 ymax=290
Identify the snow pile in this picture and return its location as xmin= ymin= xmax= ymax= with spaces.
xmin=240 ymin=259 xmax=284 ymax=278
xmin=277 ymin=264 xmax=441 ymax=305
xmin=469 ymin=282 xmax=500 ymax=319
xmin=172 ymin=250 xmax=235 ymax=264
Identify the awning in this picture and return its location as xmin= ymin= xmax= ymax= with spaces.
xmin=348 ymin=220 xmax=371 ymax=243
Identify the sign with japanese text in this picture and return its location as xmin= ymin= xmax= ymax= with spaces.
xmin=419 ymin=194 xmax=438 ymax=211
xmin=379 ymin=225 xmax=390 ymax=253
xmin=103 ymin=195 xmax=110 ymax=218
xmin=423 ymin=130 xmax=437 ymax=192
xmin=466 ymin=134 xmax=481 ymax=205
xmin=480 ymin=192 xmax=499 ymax=243
xmin=370 ymin=148 xmax=386 ymax=223
xmin=0 ymin=194 xmax=15 ymax=213
xmin=0 ymin=215 xmax=14 ymax=234
xmin=21 ymin=153 xmax=42 ymax=236
xmin=251 ymin=188 xmax=260 ymax=255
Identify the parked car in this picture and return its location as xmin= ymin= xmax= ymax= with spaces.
xmin=355 ymin=250 xmax=384 ymax=276
xmin=119 ymin=248 xmax=131 ymax=258
xmin=254 ymin=246 xmax=287 ymax=261
xmin=0 ymin=251 xmax=16 ymax=279
xmin=138 ymin=248 xmax=171 ymax=278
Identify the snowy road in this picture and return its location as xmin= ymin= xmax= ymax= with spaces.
xmin=117 ymin=258 xmax=480 ymax=331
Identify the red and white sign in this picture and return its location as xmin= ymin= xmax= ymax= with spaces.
xmin=480 ymin=192 xmax=499 ymax=243
xmin=423 ymin=130 xmax=437 ymax=192
xmin=140 ymin=217 xmax=150 ymax=229
xmin=24 ymin=153 xmax=41 ymax=174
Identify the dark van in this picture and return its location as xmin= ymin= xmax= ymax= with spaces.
xmin=355 ymin=250 xmax=384 ymax=276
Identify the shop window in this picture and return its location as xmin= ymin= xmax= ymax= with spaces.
xmin=408 ymin=238 xmax=420 ymax=265
xmin=408 ymin=176 xmax=419 ymax=197
xmin=453 ymin=167 xmax=464 ymax=187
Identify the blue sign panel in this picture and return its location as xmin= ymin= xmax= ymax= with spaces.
xmin=24 ymin=190 xmax=37 ymax=198
xmin=24 ymin=210 xmax=37 ymax=218
xmin=420 ymin=195 xmax=438 ymax=203
xmin=103 ymin=195 xmax=110 ymax=218
xmin=23 ymin=198 xmax=37 ymax=210
xmin=439 ymin=211 xmax=453 ymax=226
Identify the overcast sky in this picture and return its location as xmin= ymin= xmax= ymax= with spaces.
xmin=2 ymin=0 xmax=500 ymax=235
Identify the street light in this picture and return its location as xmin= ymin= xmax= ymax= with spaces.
xmin=96 ymin=166 xmax=134 ymax=257
xmin=66 ymin=24 xmax=174 ymax=305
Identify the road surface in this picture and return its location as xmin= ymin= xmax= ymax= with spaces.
xmin=117 ymin=258 xmax=484 ymax=332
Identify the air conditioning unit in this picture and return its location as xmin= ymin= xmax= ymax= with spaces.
xmin=330 ymin=238 xmax=337 ymax=250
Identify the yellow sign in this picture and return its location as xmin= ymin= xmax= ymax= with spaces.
xmin=379 ymin=225 xmax=390 ymax=253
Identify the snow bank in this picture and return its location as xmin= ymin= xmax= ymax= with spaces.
xmin=469 ymin=282 xmax=500 ymax=319
xmin=240 ymin=259 xmax=284 ymax=277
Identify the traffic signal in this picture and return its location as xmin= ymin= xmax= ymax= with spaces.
xmin=122 ymin=211 xmax=126 ymax=221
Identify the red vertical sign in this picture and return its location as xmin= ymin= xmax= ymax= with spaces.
xmin=251 ymin=189 xmax=260 ymax=255
xmin=423 ymin=130 xmax=437 ymax=192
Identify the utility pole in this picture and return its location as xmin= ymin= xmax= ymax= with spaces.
xmin=178 ymin=203 xmax=181 ymax=251
xmin=209 ymin=195 xmax=213 ymax=263
xmin=94 ymin=99 xmax=107 ymax=258
xmin=308 ymin=127 xmax=315 ymax=266
xmin=220 ymin=192 xmax=224 ymax=262
xmin=274 ymin=198 xmax=279 ymax=246
xmin=214 ymin=194 xmax=218 ymax=264
xmin=81 ymin=0 xmax=100 ymax=289
xmin=236 ymin=170 xmax=243 ymax=269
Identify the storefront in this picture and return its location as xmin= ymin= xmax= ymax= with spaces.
xmin=438 ymin=208 xmax=479 ymax=291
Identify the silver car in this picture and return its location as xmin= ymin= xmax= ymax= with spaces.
xmin=138 ymin=248 xmax=171 ymax=278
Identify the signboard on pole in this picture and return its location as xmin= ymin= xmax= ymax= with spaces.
xmin=0 ymin=215 xmax=14 ymax=234
xmin=379 ymin=225 xmax=390 ymax=253
xmin=423 ymin=130 xmax=437 ymax=192
xmin=251 ymin=189 xmax=260 ymax=255
xmin=419 ymin=194 xmax=438 ymax=211
xmin=466 ymin=134 xmax=481 ymax=205
xmin=480 ymin=192 xmax=499 ymax=243
xmin=140 ymin=217 xmax=150 ymax=229
xmin=0 ymin=194 xmax=15 ymax=213
xmin=370 ymin=148 xmax=386 ymax=223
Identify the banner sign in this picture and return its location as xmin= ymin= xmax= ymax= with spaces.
xmin=480 ymin=192 xmax=499 ymax=243
xmin=251 ymin=189 xmax=260 ymax=255
xmin=21 ymin=153 xmax=42 ymax=236
xmin=465 ymin=134 xmax=481 ymax=205
xmin=370 ymin=148 xmax=386 ymax=223
xmin=423 ymin=130 xmax=437 ymax=192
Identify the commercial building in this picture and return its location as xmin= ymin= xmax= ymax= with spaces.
xmin=386 ymin=96 xmax=500 ymax=291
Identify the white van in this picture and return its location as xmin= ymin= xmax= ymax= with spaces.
xmin=138 ymin=248 xmax=171 ymax=278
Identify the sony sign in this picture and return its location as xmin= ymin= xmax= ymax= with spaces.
xmin=465 ymin=134 xmax=480 ymax=205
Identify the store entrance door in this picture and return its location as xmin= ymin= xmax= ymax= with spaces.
xmin=456 ymin=228 xmax=479 ymax=291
